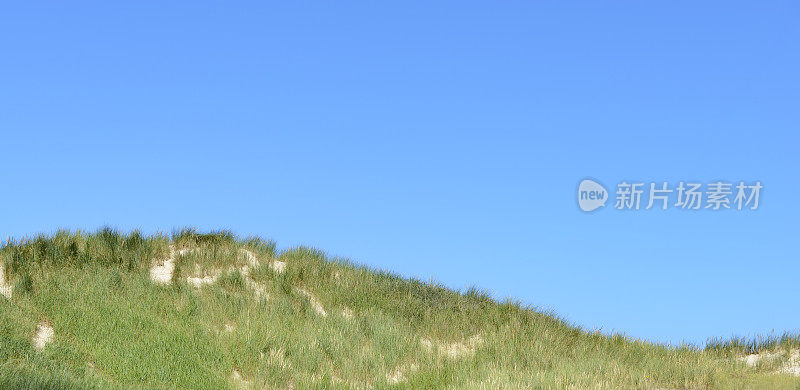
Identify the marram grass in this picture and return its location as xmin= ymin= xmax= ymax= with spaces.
xmin=0 ymin=228 xmax=798 ymax=389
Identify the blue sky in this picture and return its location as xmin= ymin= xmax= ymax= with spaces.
xmin=1 ymin=2 xmax=798 ymax=345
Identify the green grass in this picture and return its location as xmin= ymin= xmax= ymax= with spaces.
xmin=1 ymin=228 xmax=798 ymax=389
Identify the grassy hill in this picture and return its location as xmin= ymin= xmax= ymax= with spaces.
xmin=1 ymin=229 xmax=798 ymax=389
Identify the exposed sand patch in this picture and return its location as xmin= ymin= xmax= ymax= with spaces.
xmin=186 ymin=269 xmax=221 ymax=288
xmin=781 ymin=350 xmax=800 ymax=376
xmin=186 ymin=274 xmax=219 ymax=287
xmin=151 ymin=247 xmax=207 ymax=285
xmin=33 ymin=323 xmax=54 ymax=350
xmin=241 ymin=247 xmax=285 ymax=274
xmin=149 ymin=258 xmax=175 ymax=284
xmin=177 ymin=248 xmax=196 ymax=256
xmin=239 ymin=249 xmax=259 ymax=268
xmin=0 ymin=265 xmax=12 ymax=300
xmin=741 ymin=352 xmax=775 ymax=367
xmin=153 ymin=247 xmax=272 ymax=302
xmin=272 ymin=260 xmax=286 ymax=274
xmin=296 ymin=287 xmax=327 ymax=317
xmin=237 ymin=249 xmax=273 ymax=301
xmin=231 ymin=369 xmax=253 ymax=389
xmin=741 ymin=349 xmax=800 ymax=376
xmin=421 ymin=334 xmax=483 ymax=358
xmin=149 ymin=247 xmax=177 ymax=285
xmin=183 ymin=249 xmax=255 ymax=288
xmin=249 ymin=281 xmax=269 ymax=301
xmin=236 ymin=249 xmax=259 ymax=281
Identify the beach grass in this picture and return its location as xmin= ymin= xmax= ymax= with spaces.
xmin=1 ymin=228 xmax=798 ymax=389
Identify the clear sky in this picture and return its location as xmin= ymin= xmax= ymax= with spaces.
xmin=1 ymin=2 xmax=798 ymax=346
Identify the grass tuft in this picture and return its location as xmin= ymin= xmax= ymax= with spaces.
xmin=14 ymin=272 xmax=33 ymax=296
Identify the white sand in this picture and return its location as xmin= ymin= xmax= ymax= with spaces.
xmin=236 ymin=249 xmax=272 ymax=301
xmin=0 ymin=265 xmax=12 ymax=300
xmin=240 ymin=249 xmax=259 ymax=268
xmin=186 ymin=270 xmax=221 ymax=288
xmin=151 ymin=247 xmax=204 ymax=285
xmin=296 ymin=288 xmax=327 ymax=317
xmin=152 ymin=247 xmax=276 ymax=303
xmin=781 ymin=350 xmax=800 ymax=376
xmin=740 ymin=349 xmax=800 ymax=376
xmin=421 ymin=334 xmax=483 ymax=358
xmin=149 ymin=248 xmax=177 ymax=285
xmin=272 ymin=260 xmax=286 ymax=273
xmin=231 ymin=369 xmax=252 ymax=389
xmin=33 ymin=323 xmax=54 ymax=350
